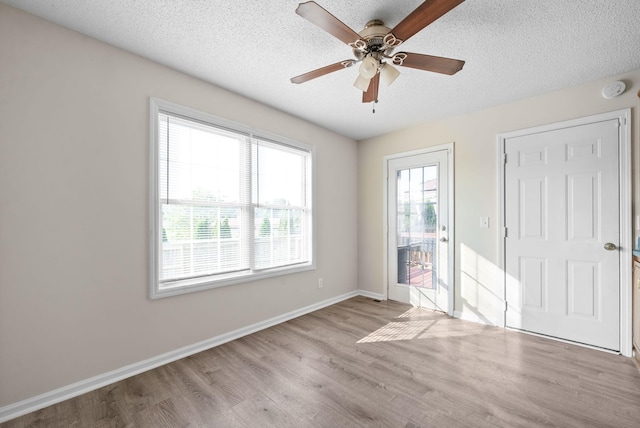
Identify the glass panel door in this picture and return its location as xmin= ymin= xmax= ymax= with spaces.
xmin=387 ymin=149 xmax=450 ymax=312
xmin=396 ymin=165 xmax=438 ymax=289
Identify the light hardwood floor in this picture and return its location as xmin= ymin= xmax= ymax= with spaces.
xmin=4 ymin=296 xmax=640 ymax=427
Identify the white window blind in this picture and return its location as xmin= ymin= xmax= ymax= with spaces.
xmin=150 ymin=99 xmax=314 ymax=298
xmin=252 ymin=138 xmax=312 ymax=271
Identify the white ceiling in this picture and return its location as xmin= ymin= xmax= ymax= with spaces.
xmin=3 ymin=0 xmax=640 ymax=140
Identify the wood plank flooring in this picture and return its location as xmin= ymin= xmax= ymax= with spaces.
xmin=4 ymin=296 xmax=640 ymax=427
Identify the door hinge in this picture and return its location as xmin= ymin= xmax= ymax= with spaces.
xmin=503 ymin=153 xmax=507 ymax=164
xmin=503 ymin=227 xmax=508 ymax=238
xmin=504 ymin=301 xmax=508 ymax=312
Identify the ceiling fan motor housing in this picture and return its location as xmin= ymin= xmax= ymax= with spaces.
xmin=354 ymin=20 xmax=395 ymax=60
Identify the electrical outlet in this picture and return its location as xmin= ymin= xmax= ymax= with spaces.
xmin=318 ymin=278 xmax=324 ymax=289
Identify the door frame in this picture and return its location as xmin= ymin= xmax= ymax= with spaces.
xmin=498 ymin=109 xmax=632 ymax=356
xmin=382 ymin=143 xmax=455 ymax=315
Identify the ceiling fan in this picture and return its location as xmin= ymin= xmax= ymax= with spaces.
xmin=290 ymin=0 xmax=466 ymax=105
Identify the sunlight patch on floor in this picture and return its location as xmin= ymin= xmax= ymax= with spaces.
xmin=357 ymin=308 xmax=487 ymax=343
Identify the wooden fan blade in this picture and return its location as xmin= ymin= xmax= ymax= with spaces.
xmin=362 ymin=73 xmax=380 ymax=103
xmin=296 ymin=1 xmax=362 ymax=45
xmin=390 ymin=0 xmax=465 ymax=43
xmin=291 ymin=60 xmax=355 ymax=84
xmin=395 ymin=52 xmax=464 ymax=75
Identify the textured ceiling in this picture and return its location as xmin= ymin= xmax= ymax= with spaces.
xmin=3 ymin=0 xmax=640 ymax=140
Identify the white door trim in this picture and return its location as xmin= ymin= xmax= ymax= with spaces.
xmin=497 ymin=109 xmax=632 ymax=356
xmin=382 ymin=143 xmax=455 ymax=315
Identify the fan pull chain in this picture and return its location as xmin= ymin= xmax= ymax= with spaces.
xmin=373 ymin=99 xmax=378 ymax=114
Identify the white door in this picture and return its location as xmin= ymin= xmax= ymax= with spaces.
xmin=387 ymin=150 xmax=450 ymax=312
xmin=504 ymin=119 xmax=620 ymax=351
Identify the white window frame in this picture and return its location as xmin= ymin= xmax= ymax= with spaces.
xmin=149 ymin=98 xmax=315 ymax=299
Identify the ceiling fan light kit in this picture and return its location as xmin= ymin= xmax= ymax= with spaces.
xmin=359 ymin=55 xmax=379 ymax=79
xmin=290 ymin=0 xmax=466 ymax=105
xmin=380 ymin=63 xmax=401 ymax=86
xmin=353 ymin=74 xmax=372 ymax=91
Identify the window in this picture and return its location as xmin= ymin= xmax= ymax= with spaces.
xmin=150 ymin=99 xmax=314 ymax=298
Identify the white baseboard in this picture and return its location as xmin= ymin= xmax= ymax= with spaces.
xmin=0 ymin=289 xmax=373 ymax=423
xmin=356 ymin=289 xmax=385 ymax=301
xmin=453 ymin=310 xmax=502 ymax=327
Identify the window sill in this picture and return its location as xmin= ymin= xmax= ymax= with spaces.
xmin=150 ymin=262 xmax=316 ymax=299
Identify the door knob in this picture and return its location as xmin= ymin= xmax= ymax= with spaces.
xmin=604 ymin=242 xmax=617 ymax=251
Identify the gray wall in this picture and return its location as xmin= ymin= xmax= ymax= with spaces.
xmin=0 ymin=4 xmax=358 ymax=407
